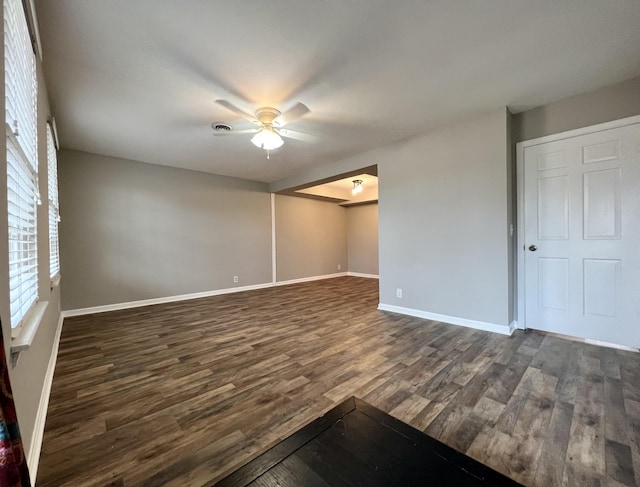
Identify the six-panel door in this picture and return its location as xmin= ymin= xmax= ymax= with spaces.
xmin=523 ymin=123 xmax=640 ymax=348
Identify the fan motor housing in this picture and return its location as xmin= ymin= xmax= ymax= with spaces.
xmin=255 ymin=107 xmax=281 ymax=125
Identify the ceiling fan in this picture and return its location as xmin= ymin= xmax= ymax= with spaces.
xmin=213 ymin=100 xmax=314 ymax=158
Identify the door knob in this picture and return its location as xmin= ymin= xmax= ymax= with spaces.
xmin=528 ymin=245 xmax=537 ymax=251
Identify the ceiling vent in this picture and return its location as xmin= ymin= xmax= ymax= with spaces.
xmin=212 ymin=122 xmax=232 ymax=132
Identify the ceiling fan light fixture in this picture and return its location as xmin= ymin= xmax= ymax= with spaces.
xmin=215 ymin=101 xmax=312 ymax=157
xmin=250 ymin=126 xmax=284 ymax=151
xmin=352 ymin=179 xmax=364 ymax=195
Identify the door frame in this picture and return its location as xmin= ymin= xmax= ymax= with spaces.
xmin=516 ymin=114 xmax=640 ymax=332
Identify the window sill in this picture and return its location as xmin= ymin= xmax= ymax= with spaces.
xmin=10 ymin=300 xmax=49 ymax=367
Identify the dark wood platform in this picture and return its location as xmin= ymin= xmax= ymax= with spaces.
xmin=216 ymin=396 xmax=522 ymax=486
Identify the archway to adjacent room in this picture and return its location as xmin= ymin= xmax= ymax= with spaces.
xmin=272 ymin=165 xmax=379 ymax=284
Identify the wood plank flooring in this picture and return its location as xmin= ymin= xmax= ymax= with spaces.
xmin=37 ymin=277 xmax=640 ymax=486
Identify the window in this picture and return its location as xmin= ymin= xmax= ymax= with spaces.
xmin=5 ymin=0 xmax=39 ymax=328
xmin=47 ymin=122 xmax=60 ymax=278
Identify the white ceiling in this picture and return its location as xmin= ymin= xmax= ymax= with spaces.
xmin=37 ymin=1 xmax=640 ymax=183
xmin=296 ymin=174 xmax=378 ymax=204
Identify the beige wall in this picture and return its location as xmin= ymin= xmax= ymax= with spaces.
xmin=59 ymin=150 xmax=272 ymax=310
xmin=275 ymin=195 xmax=347 ymax=282
xmin=346 ymin=204 xmax=378 ymax=276
xmin=512 ymin=76 xmax=640 ymax=142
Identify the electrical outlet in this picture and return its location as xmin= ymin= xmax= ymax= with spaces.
xmin=396 ymin=288 xmax=402 ymax=298
xmin=233 ymin=276 xmax=239 ymax=283
xmin=337 ymin=264 xmax=341 ymax=270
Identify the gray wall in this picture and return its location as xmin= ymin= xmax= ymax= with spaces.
xmin=379 ymin=109 xmax=511 ymax=326
xmin=59 ymin=150 xmax=272 ymax=310
xmin=0 ymin=54 xmax=64 ymax=461
xmin=275 ymin=195 xmax=347 ymax=282
xmin=268 ymin=77 xmax=640 ymax=332
xmin=346 ymin=204 xmax=378 ymax=276
xmin=513 ymin=76 xmax=640 ymax=142
xmin=273 ymin=109 xmax=512 ymax=328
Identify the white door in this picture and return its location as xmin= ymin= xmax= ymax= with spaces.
xmin=521 ymin=120 xmax=640 ymax=348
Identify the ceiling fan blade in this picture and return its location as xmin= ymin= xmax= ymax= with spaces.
xmin=277 ymin=128 xmax=317 ymax=143
xmin=274 ymin=102 xmax=310 ymax=127
xmin=212 ymin=128 xmax=258 ymax=136
xmin=215 ymin=100 xmax=258 ymax=123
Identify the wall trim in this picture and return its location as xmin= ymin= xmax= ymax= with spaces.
xmin=347 ymin=272 xmax=379 ymax=279
xmin=377 ymin=303 xmax=514 ymax=336
xmin=274 ymin=272 xmax=348 ymax=287
xmin=270 ymin=193 xmax=276 ymax=283
xmin=517 ymin=114 xmax=640 ymax=148
xmin=62 ymin=273 xmax=375 ymax=317
xmin=62 ymin=282 xmax=275 ymax=317
xmin=509 ymin=320 xmax=518 ymax=334
xmin=583 ymin=339 xmax=637 ymax=353
xmin=27 ymin=312 xmax=64 ymax=484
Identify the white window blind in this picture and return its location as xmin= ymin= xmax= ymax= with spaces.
xmin=5 ymin=0 xmax=39 ymax=328
xmin=5 ymin=0 xmax=36 ymax=159
xmin=47 ymin=123 xmax=60 ymax=278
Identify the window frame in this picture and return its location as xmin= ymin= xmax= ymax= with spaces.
xmin=47 ymin=120 xmax=60 ymax=279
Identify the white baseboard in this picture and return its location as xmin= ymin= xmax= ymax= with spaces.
xmin=509 ymin=321 xmax=518 ymax=334
xmin=62 ymin=282 xmax=275 ymax=317
xmin=63 ymin=273 xmax=370 ymax=317
xmin=540 ymin=330 xmax=639 ymax=352
xmin=377 ymin=303 xmax=515 ymax=336
xmin=347 ymin=272 xmax=379 ymax=279
xmin=583 ymin=338 xmax=638 ymax=352
xmin=27 ymin=312 xmax=64 ymax=484
xmin=274 ymin=272 xmax=347 ymax=286
xmin=62 ymin=272 xmax=389 ymax=317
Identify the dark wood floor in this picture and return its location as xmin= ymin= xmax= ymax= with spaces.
xmin=217 ymin=396 xmax=522 ymax=486
xmin=38 ymin=277 xmax=640 ymax=486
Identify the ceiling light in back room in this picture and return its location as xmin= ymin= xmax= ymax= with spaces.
xmin=352 ymin=179 xmax=364 ymax=195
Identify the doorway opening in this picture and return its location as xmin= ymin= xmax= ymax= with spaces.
xmin=272 ymin=165 xmax=379 ymax=283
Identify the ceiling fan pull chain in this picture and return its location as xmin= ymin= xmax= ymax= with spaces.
xmin=267 ymin=149 xmax=270 ymax=160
